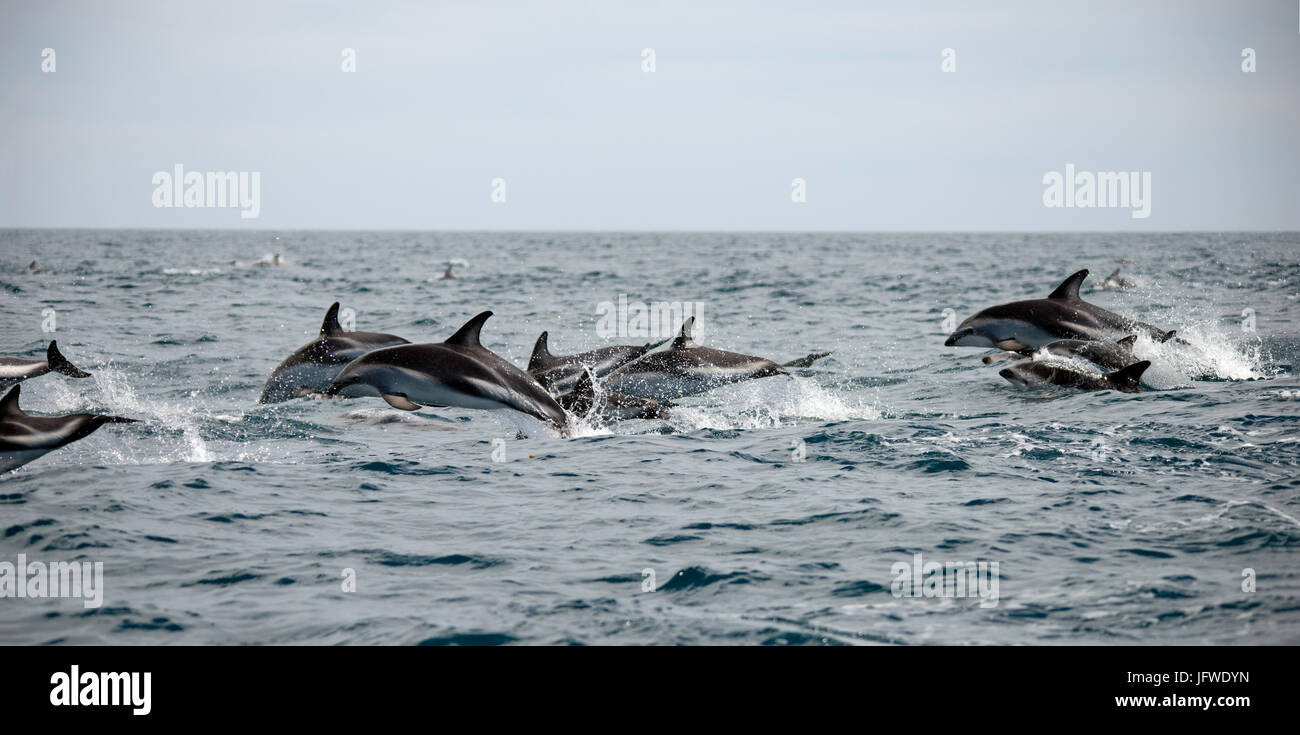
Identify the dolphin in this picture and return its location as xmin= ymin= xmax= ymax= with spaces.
xmin=983 ymin=335 xmax=1145 ymax=372
xmin=0 ymin=385 xmax=137 ymax=472
xmin=945 ymin=269 xmax=1176 ymax=351
xmin=998 ymin=359 xmax=1150 ymax=394
xmin=260 ymin=302 xmax=410 ymax=403
xmin=601 ymin=317 xmax=827 ymax=401
xmin=1096 ymin=268 xmax=1137 ymax=291
xmin=557 ymin=369 xmax=672 ymax=422
xmin=326 ymin=311 xmax=570 ymax=433
xmin=0 ymin=341 xmax=92 ymax=390
xmin=528 ymin=331 xmax=670 ymax=394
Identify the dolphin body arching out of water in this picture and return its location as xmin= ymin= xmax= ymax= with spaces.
xmin=601 ymin=317 xmax=829 ymax=401
xmin=998 ymin=359 xmax=1151 ymax=394
xmin=260 ymin=302 xmax=411 ymax=403
xmin=326 ymin=311 xmax=571 ymax=434
xmin=0 ymin=385 xmax=137 ymax=473
xmin=945 ymin=269 xmax=1176 ymax=351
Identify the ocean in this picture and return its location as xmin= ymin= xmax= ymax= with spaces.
xmin=0 ymin=229 xmax=1296 ymax=645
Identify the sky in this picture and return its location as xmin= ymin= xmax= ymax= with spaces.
xmin=1 ymin=0 xmax=1297 ymax=230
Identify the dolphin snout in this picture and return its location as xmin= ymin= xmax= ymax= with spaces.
xmin=944 ymin=328 xmax=973 ymax=347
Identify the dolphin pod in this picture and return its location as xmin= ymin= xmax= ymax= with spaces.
xmin=947 ymin=269 xmax=1178 ymax=393
xmin=5 ymin=265 xmax=1174 ymax=472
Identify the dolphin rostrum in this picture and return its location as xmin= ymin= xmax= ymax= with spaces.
xmin=945 ymin=269 xmax=1176 ymax=351
xmin=260 ymin=302 xmax=410 ymax=403
xmin=0 ymin=385 xmax=137 ymax=473
xmin=326 ymin=311 xmax=570 ymax=433
xmin=601 ymin=317 xmax=827 ymax=401
xmin=0 ymin=341 xmax=92 ymax=390
xmin=998 ymin=359 xmax=1151 ymax=394
xmin=527 ymin=331 xmax=670 ymax=394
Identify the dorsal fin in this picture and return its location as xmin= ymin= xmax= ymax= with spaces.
xmin=1047 ymin=270 xmax=1089 ymax=301
xmin=1106 ymin=268 xmax=1121 ymax=281
xmin=1158 ymin=329 xmax=1177 ymax=343
xmin=1117 ymin=335 xmax=1138 ymax=348
xmin=528 ymin=331 xmax=553 ymax=371
xmin=445 ymin=311 xmax=493 ymax=347
xmin=320 ymin=302 xmax=343 ymax=336
xmin=46 ymin=341 xmax=91 ymax=378
xmin=671 ymin=317 xmax=697 ymax=349
xmin=1106 ymin=360 xmax=1150 ymax=390
xmin=572 ymin=368 xmax=595 ymax=400
xmin=1 ymin=385 xmax=23 ymax=418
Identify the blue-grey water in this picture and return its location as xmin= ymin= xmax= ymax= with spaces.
xmin=1 ymin=230 xmax=1297 ymax=645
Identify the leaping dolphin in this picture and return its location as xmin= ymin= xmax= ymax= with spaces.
xmin=945 ymin=269 xmax=1176 ymax=351
xmin=601 ymin=317 xmax=828 ymax=401
xmin=983 ymin=335 xmax=1144 ymax=372
xmin=326 ymin=311 xmax=570 ymax=433
xmin=528 ymin=331 xmax=670 ymax=394
xmin=260 ymin=302 xmax=411 ymax=403
xmin=0 ymin=385 xmax=137 ymax=473
xmin=998 ymin=359 xmax=1150 ymax=394
xmin=0 ymin=341 xmax=92 ymax=390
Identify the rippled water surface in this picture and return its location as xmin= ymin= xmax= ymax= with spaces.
xmin=0 ymin=230 xmax=1297 ymax=645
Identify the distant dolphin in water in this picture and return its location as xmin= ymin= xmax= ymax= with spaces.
xmin=528 ymin=331 xmax=670 ymax=394
xmin=1096 ymin=268 xmax=1137 ymax=291
xmin=557 ymin=369 xmax=672 ymax=422
xmin=259 ymin=302 xmax=410 ymax=403
xmin=983 ymin=335 xmax=1144 ymax=372
xmin=945 ymin=269 xmax=1176 ymax=351
xmin=0 ymin=385 xmax=136 ymax=473
xmin=0 ymin=341 xmax=92 ymax=390
xmin=601 ymin=317 xmax=829 ymax=401
xmin=326 ymin=311 xmax=570 ymax=433
xmin=999 ymin=359 xmax=1151 ymax=394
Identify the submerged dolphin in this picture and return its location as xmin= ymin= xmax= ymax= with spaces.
xmin=260 ymin=302 xmax=410 ymax=403
xmin=0 ymin=385 xmax=136 ymax=473
xmin=557 ymin=369 xmax=672 ymax=422
xmin=998 ymin=359 xmax=1150 ymax=394
xmin=0 ymin=341 xmax=92 ymax=390
xmin=528 ymin=331 xmax=670 ymax=394
xmin=326 ymin=311 xmax=570 ymax=433
xmin=601 ymin=317 xmax=828 ymax=401
xmin=945 ymin=269 xmax=1176 ymax=351
xmin=983 ymin=335 xmax=1144 ymax=372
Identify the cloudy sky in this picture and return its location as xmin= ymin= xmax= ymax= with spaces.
xmin=1 ymin=0 xmax=1297 ymax=230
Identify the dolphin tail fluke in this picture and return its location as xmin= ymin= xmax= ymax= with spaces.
xmin=1047 ymin=269 xmax=1089 ymax=301
xmin=528 ymin=331 xmax=553 ymax=372
xmin=320 ymin=302 xmax=344 ymax=336
xmin=46 ymin=341 xmax=91 ymax=379
xmin=783 ymin=351 xmax=831 ymax=368
xmin=1106 ymin=360 xmax=1150 ymax=392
